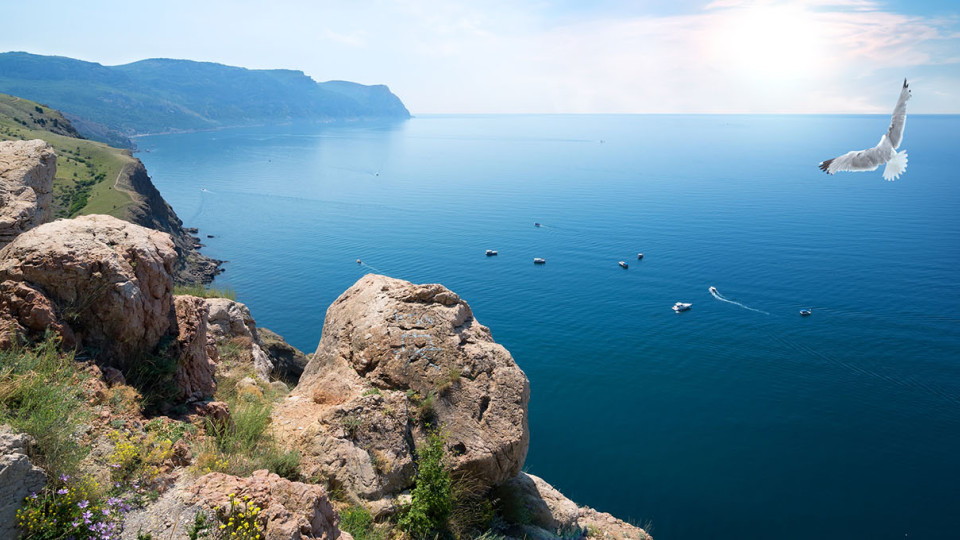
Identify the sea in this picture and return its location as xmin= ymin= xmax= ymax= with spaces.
xmin=137 ymin=114 xmax=960 ymax=540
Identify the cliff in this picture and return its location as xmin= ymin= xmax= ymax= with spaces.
xmin=0 ymin=144 xmax=650 ymax=540
xmin=118 ymin=159 xmax=223 ymax=283
xmin=0 ymin=52 xmax=411 ymax=146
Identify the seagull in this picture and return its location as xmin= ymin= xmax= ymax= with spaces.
xmin=819 ymin=79 xmax=911 ymax=181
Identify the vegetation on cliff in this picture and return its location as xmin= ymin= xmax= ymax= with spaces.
xmin=0 ymin=92 xmax=134 ymax=219
xmin=0 ymin=52 xmax=411 ymax=147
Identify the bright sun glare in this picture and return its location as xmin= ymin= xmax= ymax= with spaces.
xmin=712 ymin=5 xmax=824 ymax=81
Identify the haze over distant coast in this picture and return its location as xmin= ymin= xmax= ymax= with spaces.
xmin=0 ymin=52 xmax=410 ymax=148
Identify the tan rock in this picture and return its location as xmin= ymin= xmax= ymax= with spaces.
xmin=185 ymin=470 xmax=341 ymax=540
xmin=172 ymin=295 xmax=216 ymax=401
xmin=0 ymin=279 xmax=75 ymax=348
xmin=276 ymin=274 xmax=529 ymax=506
xmin=205 ymin=297 xmax=274 ymax=380
xmin=0 ymin=424 xmax=47 ymax=540
xmin=0 ymin=140 xmax=55 ymax=248
xmin=0 ymin=214 xmax=176 ymax=364
xmin=501 ymin=473 xmax=652 ymax=540
xmin=502 ymin=472 xmax=580 ymax=532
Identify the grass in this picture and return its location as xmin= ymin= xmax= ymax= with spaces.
xmin=0 ymin=92 xmax=137 ymax=219
xmin=173 ymin=283 xmax=238 ymax=300
xmin=0 ymin=335 xmax=92 ymax=478
xmin=194 ymin=340 xmax=301 ymax=480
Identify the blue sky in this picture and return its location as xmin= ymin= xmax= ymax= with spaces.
xmin=2 ymin=0 xmax=958 ymax=114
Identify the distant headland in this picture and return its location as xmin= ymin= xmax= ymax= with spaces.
xmin=0 ymin=51 xmax=411 ymax=148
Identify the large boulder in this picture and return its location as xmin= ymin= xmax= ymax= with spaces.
xmin=0 ymin=425 xmax=47 ymax=540
xmin=0 ymin=214 xmax=176 ymax=363
xmin=275 ymin=274 xmax=529 ymax=508
xmin=0 ymin=140 xmax=55 ymax=249
xmin=121 ymin=471 xmax=343 ymax=540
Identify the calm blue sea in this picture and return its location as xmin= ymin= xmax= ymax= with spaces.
xmin=138 ymin=115 xmax=960 ymax=540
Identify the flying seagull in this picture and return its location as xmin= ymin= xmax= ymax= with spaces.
xmin=819 ymin=79 xmax=911 ymax=181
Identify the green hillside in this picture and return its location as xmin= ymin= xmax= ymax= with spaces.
xmin=0 ymin=92 xmax=135 ymax=219
xmin=0 ymin=52 xmax=410 ymax=146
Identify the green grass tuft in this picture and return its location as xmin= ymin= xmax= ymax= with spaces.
xmin=0 ymin=335 xmax=91 ymax=478
xmin=173 ymin=283 xmax=237 ymax=300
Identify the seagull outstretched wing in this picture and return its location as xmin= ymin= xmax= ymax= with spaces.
xmin=819 ymin=79 xmax=911 ymax=179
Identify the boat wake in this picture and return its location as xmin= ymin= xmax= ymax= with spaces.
xmin=709 ymin=286 xmax=769 ymax=315
xmin=358 ymin=261 xmax=384 ymax=274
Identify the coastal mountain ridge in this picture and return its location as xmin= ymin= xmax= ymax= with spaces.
xmin=0 ymin=52 xmax=411 ymax=147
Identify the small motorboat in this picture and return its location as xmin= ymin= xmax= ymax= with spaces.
xmin=619 ymin=261 xmax=628 ymax=269
xmin=356 ymin=259 xmax=362 ymax=264
xmin=533 ymin=257 xmax=546 ymax=264
xmin=486 ymin=250 xmax=498 ymax=256
xmin=637 ymin=253 xmax=644 ymax=260
xmin=534 ymin=222 xmax=541 ymax=227
xmin=672 ymin=302 xmax=692 ymax=312
xmin=709 ymin=286 xmax=718 ymax=295
xmin=799 ymin=309 xmax=812 ymax=316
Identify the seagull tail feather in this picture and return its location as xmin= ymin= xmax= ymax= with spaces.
xmin=882 ymin=150 xmax=908 ymax=181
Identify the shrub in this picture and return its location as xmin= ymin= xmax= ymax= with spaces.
xmin=449 ymin=471 xmax=494 ymax=539
xmin=215 ymin=493 xmax=264 ymax=540
xmin=0 ymin=336 xmax=90 ymax=478
xmin=398 ymin=429 xmax=451 ymax=539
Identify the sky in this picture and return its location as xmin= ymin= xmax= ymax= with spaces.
xmin=2 ymin=0 xmax=958 ymax=114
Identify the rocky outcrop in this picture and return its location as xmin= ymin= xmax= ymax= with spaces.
xmin=0 ymin=139 xmax=55 ymax=248
xmin=187 ymin=470 xmax=341 ymax=540
xmin=0 ymin=425 xmax=47 ymax=540
xmin=260 ymin=327 xmax=309 ymax=385
xmin=0 ymin=214 xmax=176 ymax=364
xmin=123 ymin=471 xmax=343 ymax=540
xmin=205 ymin=297 xmax=276 ymax=381
xmin=120 ymin=160 xmax=223 ymax=284
xmin=501 ymin=473 xmax=651 ymax=539
xmin=172 ymin=295 xmax=216 ymax=401
xmin=274 ymin=274 xmax=529 ymax=508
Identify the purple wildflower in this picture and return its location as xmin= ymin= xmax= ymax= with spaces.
xmin=29 ymin=492 xmax=37 ymax=499
xmin=60 ymin=473 xmax=70 ymax=482
xmin=106 ymin=497 xmax=121 ymax=506
xmin=57 ymin=488 xmax=69 ymax=495
xmin=71 ymin=520 xmax=81 ymax=528
xmin=77 ymin=499 xmax=89 ymax=509
xmin=102 ymin=507 xmax=111 ymax=516
xmin=82 ymin=509 xmax=93 ymax=524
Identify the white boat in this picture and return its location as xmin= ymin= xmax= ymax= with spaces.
xmin=619 ymin=261 xmax=628 ymax=269
xmin=533 ymin=257 xmax=546 ymax=264
xmin=672 ymin=302 xmax=692 ymax=312
xmin=637 ymin=253 xmax=644 ymax=260
xmin=709 ymin=286 xmax=717 ymax=295
xmin=485 ymin=250 xmax=498 ymax=256
xmin=800 ymin=309 xmax=812 ymax=316
xmin=356 ymin=259 xmax=362 ymax=264
xmin=534 ymin=222 xmax=541 ymax=227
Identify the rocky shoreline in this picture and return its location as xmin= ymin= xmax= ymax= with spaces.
xmin=0 ymin=140 xmax=651 ymax=540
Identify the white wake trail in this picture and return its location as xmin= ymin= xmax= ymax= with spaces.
xmin=709 ymin=287 xmax=770 ymax=315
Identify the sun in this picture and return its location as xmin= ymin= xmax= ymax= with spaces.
xmin=710 ymin=5 xmax=824 ymax=81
